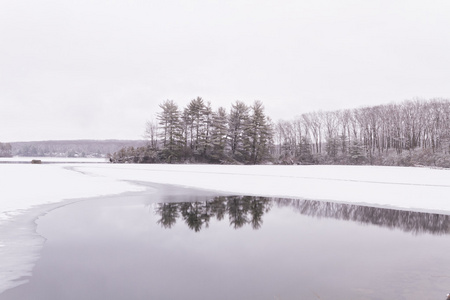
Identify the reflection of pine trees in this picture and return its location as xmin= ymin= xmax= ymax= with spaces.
xmin=154 ymin=196 xmax=272 ymax=232
xmin=155 ymin=203 xmax=179 ymax=229
xmin=209 ymin=197 xmax=227 ymax=221
xmin=154 ymin=197 xmax=450 ymax=235
xmin=180 ymin=202 xmax=209 ymax=232
xmin=248 ymin=197 xmax=271 ymax=229
xmin=227 ymin=197 xmax=249 ymax=229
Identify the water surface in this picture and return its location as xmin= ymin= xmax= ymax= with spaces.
xmin=1 ymin=184 xmax=449 ymax=300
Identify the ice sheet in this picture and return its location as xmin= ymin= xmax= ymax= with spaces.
xmin=0 ymin=164 xmax=144 ymax=223
xmin=2 ymin=163 xmax=450 ymax=227
xmin=77 ymin=164 xmax=450 ymax=214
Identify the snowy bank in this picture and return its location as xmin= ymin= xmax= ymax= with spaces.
xmin=0 ymin=164 xmax=143 ymax=223
xmin=77 ymin=164 xmax=450 ymax=214
xmin=2 ymin=163 xmax=449 ymax=223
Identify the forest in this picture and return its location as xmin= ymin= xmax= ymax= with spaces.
xmin=0 ymin=142 xmax=12 ymax=157
xmin=6 ymin=140 xmax=146 ymax=158
xmin=111 ymin=98 xmax=450 ymax=168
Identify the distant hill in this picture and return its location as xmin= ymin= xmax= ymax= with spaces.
xmin=10 ymin=140 xmax=147 ymax=158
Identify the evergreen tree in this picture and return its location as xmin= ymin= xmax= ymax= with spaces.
xmin=349 ymin=139 xmax=366 ymax=164
xmin=199 ymin=102 xmax=213 ymax=159
xmin=186 ymin=97 xmax=206 ymax=154
xmin=228 ymin=101 xmax=249 ymax=162
xmin=180 ymin=108 xmax=192 ymax=160
xmin=243 ymin=101 xmax=272 ymax=164
xmin=157 ymin=100 xmax=184 ymax=163
xmin=325 ymin=136 xmax=340 ymax=160
xmin=298 ymin=136 xmax=313 ymax=164
xmin=210 ymin=107 xmax=228 ymax=162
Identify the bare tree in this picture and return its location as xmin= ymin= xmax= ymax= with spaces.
xmin=144 ymin=119 xmax=158 ymax=149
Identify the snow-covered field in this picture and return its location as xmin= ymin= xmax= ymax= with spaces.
xmin=1 ymin=162 xmax=450 ymax=294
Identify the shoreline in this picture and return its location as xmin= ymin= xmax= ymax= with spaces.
xmin=74 ymin=164 xmax=450 ymax=214
xmin=2 ymin=163 xmax=450 ymax=225
xmin=0 ymin=188 xmax=152 ymax=295
xmin=0 ymin=182 xmax=232 ymax=295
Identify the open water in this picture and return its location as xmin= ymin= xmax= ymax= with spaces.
xmin=1 ymin=183 xmax=449 ymax=300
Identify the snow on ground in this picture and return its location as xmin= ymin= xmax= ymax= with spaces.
xmin=2 ymin=163 xmax=449 ymax=223
xmin=77 ymin=164 xmax=450 ymax=214
xmin=0 ymin=164 xmax=143 ymax=223
xmin=1 ymin=162 xmax=449 ymax=294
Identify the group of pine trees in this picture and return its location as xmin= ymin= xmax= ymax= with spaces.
xmin=111 ymin=97 xmax=273 ymax=164
xmin=111 ymin=97 xmax=450 ymax=167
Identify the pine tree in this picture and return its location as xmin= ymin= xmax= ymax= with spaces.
xmin=325 ymin=136 xmax=339 ymax=160
xmin=298 ymin=136 xmax=313 ymax=164
xmin=186 ymin=97 xmax=206 ymax=154
xmin=349 ymin=139 xmax=366 ymax=165
xmin=199 ymin=102 xmax=213 ymax=159
xmin=210 ymin=107 xmax=228 ymax=162
xmin=244 ymin=101 xmax=272 ymax=164
xmin=228 ymin=101 xmax=249 ymax=162
xmin=157 ymin=100 xmax=184 ymax=163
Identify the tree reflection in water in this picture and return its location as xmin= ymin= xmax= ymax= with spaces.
xmin=154 ymin=196 xmax=272 ymax=232
xmin=154 ymin=196 xmax=450 ymax=235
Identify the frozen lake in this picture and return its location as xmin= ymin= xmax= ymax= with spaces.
xmin=1 ymin=184 xmax=449 ymax=300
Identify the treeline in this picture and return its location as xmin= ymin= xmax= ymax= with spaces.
xmin=112 ymin=98 xmax=450 ymax=167
xmin=0 ymin=142 xmax=12 ymax=157
xmin=10 ymin=140 xmax=146 ymax=158
xmin=111 ymin=97 xmax=273 ymax=164
xmin=275 ymin=98 xmax=450 ymax=167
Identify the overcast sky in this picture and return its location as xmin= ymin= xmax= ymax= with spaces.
xmin=1 ymin=0 xmax=450 ymax=142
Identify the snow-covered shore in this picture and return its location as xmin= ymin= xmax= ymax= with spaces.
xmin=79 ymin=164 xmax=450 ymax=214
xmin=1 ymin=163 xmax=450 ymax=223
xmin=0 ymin=164 xmax=144 ymax=223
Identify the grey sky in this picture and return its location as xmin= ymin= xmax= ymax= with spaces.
xmin=1 ymin=0 xmax=450 ymax=142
